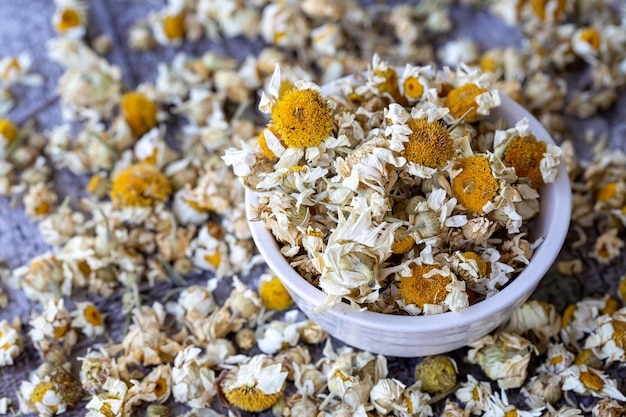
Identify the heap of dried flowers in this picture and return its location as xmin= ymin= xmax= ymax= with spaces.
xmin=228 ymin=57 xmax=562 ymax=313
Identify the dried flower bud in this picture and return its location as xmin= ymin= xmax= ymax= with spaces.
xmin=414 ymin=355 xmax=457 ymax=394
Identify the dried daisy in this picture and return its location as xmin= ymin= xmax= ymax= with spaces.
xmin=560 ymin=364 xmax=626 ymax=401
xmin=18 ymin=363 xmax=82 ymax=417
xmin=455 ymin=374 xmax=493 ymax=415
xmin=502 ymin=300 xmax=561 ymax=353
xmin=52 ymin=0 xmax=88 ymax=38
xmin=220 ymin=354 xmax=288 ymax=413
xmin=0 ymin=317 xmax=23 ymax=367
xmin=583 ymin=308 xmax=626 ymax=364
xmin=258 ymin=273 xmax=293 ymax=311
xmin=467 ymin=332 xmax=536 ymax=389
xmin=70 ymin=301 xmax=105 ymax=338
xmin=171 ymin=346 xmax=217 ymax=408
xmin=0 ymin=52 xmax=43 ymax=87
xmin=414 ymin=355 xmax=458 ymax=394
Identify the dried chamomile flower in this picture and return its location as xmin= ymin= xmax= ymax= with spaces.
xmin=414 ymin=355 xmax=457 ymax=394
xmin=260 ymin=2 xmax=308 ymax=49
xmin=119 ymin=91 xmax=159 ymax=139
xmin=455 ymin=374 xmax=493 ymax=415
xmin=560 ymin=364 xmax=626 ymax=401
xmin=522 ymin=374 xmax=563 ymax=407
xmin=396 ymin=263 xmax=453 ymax=315
xmin=220 ymin=354 xmax=288 ymax=413
xmin=451 ymin=154 xmax=499 ymax=213
xmin=560 ymin=296 xmax=613 ymax=347
xmin=148 ymin=0 xmax=187 ymax=46
xmin=482 ymin=389 xmax=543 ymax=417
xmin=369 ymin=378 xmax=409 ymax=415
xmin=70 ymin=301 xmax=105 ymax=338
xmin=494 ymin=118 xmax=561 ymax=187
xmin=18 ymin=363 xmax=82 ymax=417
xmin=55 ymin=56 xmax=122 ymax=121
xmin=258 ymin=273 xmax=293 ymax=311
xmin=0 ymin=117 xmax=18 ymax=156
xmin=0 ymin=52 xmax=43 ymax=87
xmin=122 ymin=302 xmax=182 ymax=366
xmin=591 ymin=399 xmax=626 ymax=417
xmin=0 ymin=317 xmax=22 ymax=367
xmin=467 ymin=332 xmax=536 ymax=389
xmin=78 ymin=348 xmax=120 ymax=395
xmin=401 ymin=117 xmax=453 ymax=169
xmin=52 ymin=0 xmax=88 ymax=38
xmin=24 ymin=182 xmax=58 ymax=220
xmin=536 ymin=343 xmax=575 ymax=375
xmin=502 ymin=300 xmax=561 ymax=353
xmin=84 ymin=377 xmax=143 ymax=417
xmin=256 ymin=310 xmax=304 ymax=355
xmin=171 ymin=346 xmax=217 ymax=408
xmin=589 ymin=228 xmax=624 ymax=264
xmin=110 ymin=163 xmax=171 ymax=209
xmin=140 ymin=364 xmax=172 ymax=404
xmin=584 ymin=308 xmax=626 ymax=364
xmin=28 ymin=298 xmax=77 ymax=363
xmin=38 ymin=201 xmax=87 ymax=248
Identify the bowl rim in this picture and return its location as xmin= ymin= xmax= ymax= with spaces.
xmin=245 ymin=92 xmax=572 ymax=333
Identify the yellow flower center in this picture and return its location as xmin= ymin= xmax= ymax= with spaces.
xmin=375 ymin=67 xmax=405 ymax=105
xmin=391 ymin=234 xmax=415 ymax=255
xmin=120 ymin=92 xmax=159 ymax=139
xmin=258 ymin=129 xmax=277 ymax=159
xmin=403 ymin=76 xmax=424 ymax=100
xmin=54 ymin=323 xmax=70 ymax=339
xmin=397 ymin=264 xmax=451 ymax=309
xmin=597 ymin=183 xmax=617 ymax=202
xmin=154 ymin=377 xmax=168 ymax=398
xmin=100 ymin=403 xmax=116 ymax=417
xmin=612 ymin=320 xmax=626 ymax=350
xmin=531 ymin=0 xmax=567 ymax=20
xmin=462 ymin=251 xmax=488 ymax=276
xmin=271 ymin=88 xmax=333 ymax=148
xmin=34 ymin=201 xmax=51 ymax=216
xmin=452 ymin=155 xmax=498 ymax=213
xmin=204 ymin=252 xmax=221 ymax=268
xmin=579 ymin=28 xmax=601 ymax=50
xmin=1 ymin=59 xmax=19 ymax=80
xmin=0 ymin=118 xmax=18 ymax=144
xmin=561 ymin=304 xmax=576 ymax=327
xmin=501 ymin=134 xmax=547 ymax=188
xmin=479 ymin=54 xmax=498 ymax=73
xmin=402 ymin=118 xmax=453 ymax=168
xmin=259 ymin=276 xmax=293 ymax=311
xmin=347 ymin=92 xmax=364 ymax=106
xmin=334 ymin=370 xmax=350 ymax=381
xmin=163 ymin=13 xmax=186 ymax=40
xmin=504 ymin=410 xmax=519 ymax=417
xmin=601 ymin=297 xmax=619 ymax=316
xmin=580 ymin=370 xmax=603 ymax=391
xmin=550 ymin=355 xmax=563 ymax=366
xmin=84 ymin=304 xmax=103 ymax=326
xmin=0 ymin=343 xmax=9 ymax=350
xmin=223 ymin=385 xmax=284 ymax=413
xmin=574 ymin=349 xmax=594 ymax=366
xmin=30 ymin=381 xmax=58 ymax=411
xmin=56 ymin=8 xmax=81 ymax=32
xmin=444 ymin=83 xmax=488 ymax=122
xmin=206 ymin=223 xmax=224 ymax=239
xmin=110 ymin=163 xmax=171 ymax=208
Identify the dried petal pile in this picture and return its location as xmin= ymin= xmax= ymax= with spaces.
xmin=0 ymin=0 xmax=625 ymax=416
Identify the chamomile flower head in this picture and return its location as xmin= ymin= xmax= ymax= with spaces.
xmin=19 ymin=364 xmax=82 ymax=417
xmin=0 ymin=52 xmax=43 ymax=87
xmin=572 ymin=27 xmax=602 ymax=62
xmin=396 ymin=263 xmax=452 ymax=314
xmin=71 ymin=301 xmax=105 ymax=338
xmin=270 ymin=87 xmax=333 ymax=149
xmin=0 ymin=117 xmax=17 ymax=146
xmin=584 ymin=308 xmax=626 ymax=364
xmin=502 ymin=300 xmax=561 ymax=353
xmin=531 ymin=0 xmax=568 ymax=21
xmin=401 ymin=64 xmax=435 ymax=102
xmin=52 ymin=0 xmax=88 ymax=38
xmin=0 ymin=318 xmax=23 ymax=367
xmin=148 ymin=0 xmax=187 ymax=46
xmin=141 ymin=364 xmax=172 ymax=403
xmin=444 ymin=83 xmax=489 ymax=122
xmin=468 ymin=332 xmax=536 ymax=389
xmin=451 ymin=155 xmax=499 ymax=213
xmin=402 ymin=118 xmax=453 ymax=168
xmin=560 ymin=364 xmax=626 ymax=401
xmin=455 ymin=374 xmax=493 ymax=415
xmin=171 ymin=346 xmax=217 ymax=408
xmin=258 ymin=273 xmax=293 ymax=311
xmin=110 ymin=163 xmax=171 ymax=208
xmin=220 ymin=354 xmax=288 ymax=413
xmin=120 ymin=91 xmax=159 ymax=139
xmin=28 ymin=298 xmax=77 ymax=362
xmin=536 ymin=343 xmax=575 ymax=375
xmin=414 ymin=355 xmax=458 ymax=394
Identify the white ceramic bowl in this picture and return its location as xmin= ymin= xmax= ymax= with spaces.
xmin=246 ymin=93 xmax=571 ymax=357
